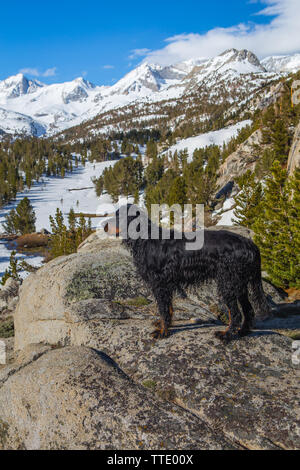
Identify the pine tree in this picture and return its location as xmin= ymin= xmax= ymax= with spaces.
xmin=144 ymin=156 xmax=164 ymax=186
xmin=271 ymin=119 xmax=289 ymax=162
xmin=67 ymin=208 xmax=77 ymax=253
xmin=76 ymin=214 xmax=92 ymax=246
xmin=253 ymin=162 xmax=300 ymax=288
xmin=3 ymin=197 xmax=36 ymax=235
xmin=49 ymin=208 xmax=69 ymax=258
xmin=284 ymin=168 xmax=300 ymax=287
xmin=233 ymin=171 xmax=263 ymax=228
xmin=1 ymin=251 xmax=21 ymax=285
xmin=168 ymin=176 xmax=187 ymax=208
xmin=3 ymin=209 xmax=18 ymax=234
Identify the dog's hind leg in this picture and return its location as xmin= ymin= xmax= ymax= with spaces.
xmin=238 ymin=292 xmax=255 ymax=337
xmin=215 ymin=299 xmax=242 ymax=343
xmin=151 ymin=288 xmax=173 ymax=340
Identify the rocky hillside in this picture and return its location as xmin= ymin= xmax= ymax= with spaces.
xmin=0 ymin=230 xmax=299 ymax=450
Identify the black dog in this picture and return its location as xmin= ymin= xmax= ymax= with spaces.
xmin=105 ymin=204 xmax=270 ymax=343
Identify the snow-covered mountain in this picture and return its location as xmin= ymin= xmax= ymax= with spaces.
xmin=188 ymin=49 xmax=266 ymax=81
xmin=0 ymin=73 xmax=44 ymax=100
xmin=0 ymin=107 xmax=46 ymax=137
xmin=0 ymin=49 xmax=299 ymax=138
xmin=262 ymin=53 xmax=300 ymax=73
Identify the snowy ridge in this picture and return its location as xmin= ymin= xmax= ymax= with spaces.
xmin=262 ymin=54 xmax=300 ymax=73
xmin=0 ymin=49 xmax=299 ymax=137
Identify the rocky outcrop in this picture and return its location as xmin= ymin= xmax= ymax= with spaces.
xmin=1 ymin=231 xmax=299 ymax=450
xmin=217 ymin=129 xmax=263 ymax=188
xmin=0 ymin=278 xmax=20 ymax=318
xmin=0 ymin=345 xmax=230 ymax=450
xmin=1 ymin=314 xmax=300 ymax=449
xmin=251 ymin=82 xmax=286 ymax=111
xmin=287 ymin=121 xmax=300 ymax=175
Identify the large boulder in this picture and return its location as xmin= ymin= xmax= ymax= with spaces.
xmin=216 ymin=129 xmax=263 ymax=188
xmin=0 ymin=345 xmax=230 ymax=450
xmin=14 ymin=235 xmax=152 ymax=351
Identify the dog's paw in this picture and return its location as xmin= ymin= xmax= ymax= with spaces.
xmin=151 ymin=328 xmax=170 ymax=340
xmin=238 ymin=328 xmax=251 ymax=338
xmin=214 ymin=330 xmax=232 ymax=344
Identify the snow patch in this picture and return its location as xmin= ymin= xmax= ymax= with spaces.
xmin=163 ymin=120 xmax=252 ymax=160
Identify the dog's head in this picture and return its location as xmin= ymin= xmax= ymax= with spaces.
xmin=103 ymin=204 xmax=144 ymax=237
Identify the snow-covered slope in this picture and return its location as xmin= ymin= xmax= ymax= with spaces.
xmin=0 ymin=159 xmax=118 ymax=277
xmin=262 ymin=53 xmax=300 ymax=73
xmin=0 ymin=48 xmax=297 ymax=138
xmin=0 ymin=107 xmax=46 ymax=137
xmin=163 ymin=120 xmax=252 ymax=161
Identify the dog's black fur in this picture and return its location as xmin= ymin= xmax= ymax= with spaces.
xmin=107 ymin=204 xmax=270 ymax=342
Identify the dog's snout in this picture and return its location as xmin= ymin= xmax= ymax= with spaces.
xmin=103 ymin=218 xmax=120 ymax=236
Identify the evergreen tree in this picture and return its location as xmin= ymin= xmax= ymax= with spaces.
xmin=3 ymin=197 xmax=36 ymax=235
xmin=255 ymin=148 xmax=276 ymax=179
xmin=233 ymin=171 xmax=263 ymax=228
xmin=284 ymin=168 xmax=300 ymax=287
xmin=1 ymin=251 xmax=21 ymax=285
xmin=144 ymin=156 xmax=164 ymax=186
xmin=253 ymin=162 xmax=300 ymax=288
xmin=271 ymin=118 xmax=289 ymax=162
xmin=49 ymin=208 xmax=93 ymax=260
xmin=168 ymin=176 xmax=187 ymax=208
xmin=49 ymin=208 xmax=69 ymax=258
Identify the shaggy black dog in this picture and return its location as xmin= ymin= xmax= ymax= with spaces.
xmin=105 ymin=204 xmax=270 ymax=343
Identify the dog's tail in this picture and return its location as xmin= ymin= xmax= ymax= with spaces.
xmin=249 ymin=246 xmax=271 ymax=321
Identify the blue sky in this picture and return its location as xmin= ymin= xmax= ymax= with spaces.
xmin=0 ymin=0 xmax=299 ymax=85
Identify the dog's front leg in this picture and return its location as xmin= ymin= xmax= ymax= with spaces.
xmin=151 ymin=288 xmax=173 ymax=340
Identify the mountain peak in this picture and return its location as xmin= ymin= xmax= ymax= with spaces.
xmin=110 ymin=62 xmax=165 ymax=95
xmin=0 ymin=73 xmax=45 ymax=99
xmin=219 ymin=49 xmax=264 ymax=69
xmin=73 ymin=77 xmax=95 ymax=89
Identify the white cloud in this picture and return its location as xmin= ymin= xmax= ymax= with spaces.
xmin=19 ymin=68 xmax=40 ymax=77
xmin=137 ymin=0 xmax=300 ymax=65
xmin=42 ymin=67 xmax=57 ymax=77
xmin=19 ymin=67 xmax=57 ymax=78
xmin=129 ymin=48 xmax=151 ymax=60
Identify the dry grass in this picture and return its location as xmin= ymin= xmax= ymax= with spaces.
xmin=285 ymin=288 xmax=300 ymax=302
xmin=16 ymin=233 xmax=49 ymax=249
